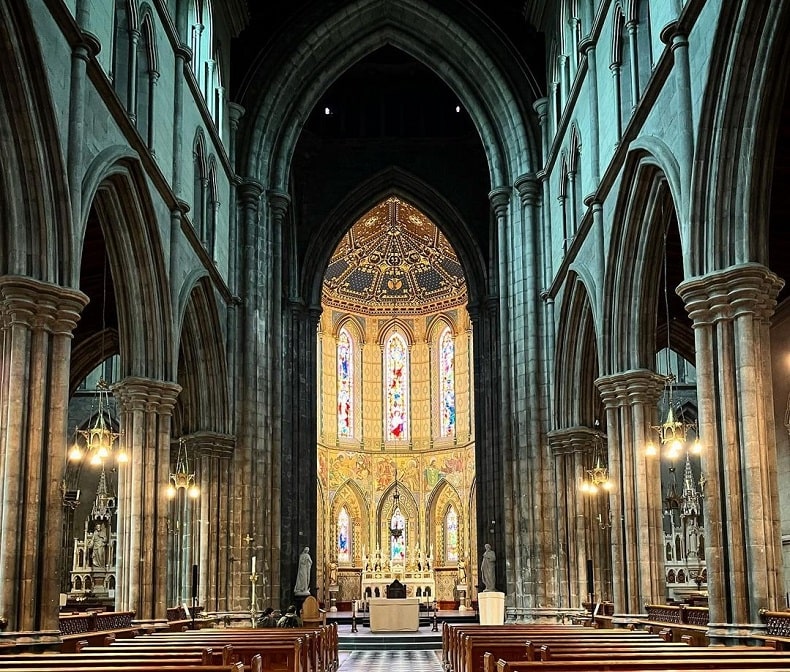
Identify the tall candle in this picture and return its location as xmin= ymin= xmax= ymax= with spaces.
xmin=252 ymin=555 xmax=256 ymax=575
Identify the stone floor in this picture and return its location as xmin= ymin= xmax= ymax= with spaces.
xmin=338 ymin=650 xmax=443 ymax=671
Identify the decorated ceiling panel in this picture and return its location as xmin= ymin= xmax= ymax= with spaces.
xmin=323 ymin=198 xmax=467 ymax=315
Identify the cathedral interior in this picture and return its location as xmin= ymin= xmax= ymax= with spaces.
xmin=2 ymin=0 xmax=790 ymax=647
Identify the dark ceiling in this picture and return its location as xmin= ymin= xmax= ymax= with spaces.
xmin=232 ymin=0 xmax=547 ymax=99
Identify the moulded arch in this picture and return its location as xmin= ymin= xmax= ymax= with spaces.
xmin=426 ymin=478 xmax=464 ymax=563
xmin=0 ymin=0 xmax=73 ymax=284
xmin=602 ymin=149 xmax=685 ymax=373
xmin=426 ymin=314 xmax=458 ymax=343
xmin=331 ymin=479 xmax=369 ymax=564
xmin=174 ymin=275 xmax=229 ymax=435
xmin=305 ymin=167 xmax=486 ymax=309
xmin=333 ymin=315 xmax=366 ymax=343
xmin=378 ymin=320 xmax=416 ymax=348
xmin=139 ymin=6 xmax=158 ymax=72
xmin=79 ymin=156 xmax=174 ymax=381
xmin=238 ymin=0 xmax=539 ymax=191
xmin=377 ymin=480 xmax=419 ymax=551
xmin=554 ymin=272 xmax=602 ymax=427
xmin=690 ymin=1 xmax=790 ymax=274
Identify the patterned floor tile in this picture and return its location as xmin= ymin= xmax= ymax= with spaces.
xmin=338 ymin=649 xmax=443 ymax=671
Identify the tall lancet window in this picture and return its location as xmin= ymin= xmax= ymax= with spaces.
xmin=445 ymin=505 xmax=459 ymax=563
xmin=337 ymin=507 xmax=351 ymax=563
xmin=337 ymin=328 xmax=353 ymax=439
xmin=385 ymin=333 xmax=408 ymax=440
xmin=439 ymin=328 xmax=456 ymax=437
xmin=390 ymin=509 xmax=406 ymax=561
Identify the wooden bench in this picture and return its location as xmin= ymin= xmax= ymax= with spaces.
xmin=0 ymin=663 xmax=250 ymax=672
xmin=639 ymin=603 xmax=709 ymax=646
xmin=60 ymin=611 xmax=139 ymax=653
xmin=87 ymin=625 xmax=338 ymax=672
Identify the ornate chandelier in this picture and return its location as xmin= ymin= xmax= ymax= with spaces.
xmin=580 ymin=434 xmax=612 ymax=494
xmin=69 ymin=377 xmax=125 ymax=466
xmin=389 ymin=470 xmax=403 ymax=539
xmin=167 ymin=438 xmax=199 ymax=499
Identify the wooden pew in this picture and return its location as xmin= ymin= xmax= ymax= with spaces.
xmin=495 ymin=661 xmax=790 ymax=672
xmin=0 ymin=664 xmax=250 ymax=672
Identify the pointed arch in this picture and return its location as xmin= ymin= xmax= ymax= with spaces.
xmin=377 ymin=481 xmax=419 ymax=557
xmin=174 ymin=274 xmax=229 ymax=435
xmin=602 ymin=148 xmax=688 ymax=373
xmin=555 ymin=273 xmax=601 ymax=427
xmin=331 ymin=480 xmax=368 ymax=565
xmin=238 ymin=0 xmax=540 ymax=191
xmin=0 ymin=0 xmax=72 ymax=283
xmin=426 ymin=478 xmax=464 ymax=565
xmin=79 ymin=155 xmax=173 ymax=380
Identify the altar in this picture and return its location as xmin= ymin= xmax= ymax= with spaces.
xmin=368 ymin=597 xmax=420 ymax=632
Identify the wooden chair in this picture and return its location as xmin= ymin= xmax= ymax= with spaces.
xmin=301 ymin=595 xmax=326 ymax=626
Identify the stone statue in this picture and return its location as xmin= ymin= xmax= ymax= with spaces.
xmin=88 ymin=521 xmax=107 ymax=569
xmin=457 ymin=559 xmax=467 ymax=584
xmin=294 ymin=546 xmax=312 ymax=595
xmin=480 ymin=543 xmax=496 ymax=591
xmin=328 ymin=561 xmax=338 ymax=586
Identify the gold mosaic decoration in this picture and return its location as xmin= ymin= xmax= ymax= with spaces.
xmin=323 ymin=198 xmax=467 ymax=315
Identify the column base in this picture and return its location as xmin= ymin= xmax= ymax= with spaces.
xmin=0 ymin=630 xmax=61 ymax=652
xmin=706 ymin=622 xmax=767 ymax=646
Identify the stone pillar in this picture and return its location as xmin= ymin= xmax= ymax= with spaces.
xmin=548 ymin=427 xmax=611 ymax=609
xmin=468 ymin=298 xmax=505 ymax=595
xmin=0 ymin=277 xmax=88 ymax=644
xmin=112 ymin=377 xmax=180 ymax=621
xmin=185 ymin=432 xmax=234 ymax=611
xmin=280 ymin=302 xmax=321 ymax=607
xmin=677 ymin=263 xmax=784 ymax=642
xmin=126 ymin=29 xmax=140 ymax=124
xmin=595 ymin=370 xmax=665 ymax=614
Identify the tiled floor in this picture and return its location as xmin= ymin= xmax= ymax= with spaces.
xmin=338 ymin=649 xmax=443 ymax=671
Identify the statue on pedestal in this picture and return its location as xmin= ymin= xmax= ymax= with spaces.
xmin=480 ymin=543 xmax=496 ymax=592
xmin=88 ymin=521 xmax=108 ymax=569
xmin=294 ymin=546 xmax=312 ymax=596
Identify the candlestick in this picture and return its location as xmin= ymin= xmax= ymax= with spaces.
xmin=252 ymin=555 xmax=256 ymax=575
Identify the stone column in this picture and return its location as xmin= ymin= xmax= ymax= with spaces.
xmin=280 ymin=302 xmax=321 ymax=607
xmin=185 ymin=432 xmax=234 ymax=611
xmin=0 ymin=277 xmax=88 ymax=644
xmin=112 ymin=377 xmax=180 ymax=621
xmin=468 ymin=298 xmax=505 ymax=594
xmin=678 ymin=263 xmax=784 ymax=642
xmin=595 ymin=370 xmax=665 ymax=614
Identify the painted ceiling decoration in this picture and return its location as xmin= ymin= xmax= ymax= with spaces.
xmin=323 ymin=197 xmax=467 ymax=315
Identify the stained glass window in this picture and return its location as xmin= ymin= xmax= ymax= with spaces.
xmin=390 ymin=508 xmax=406 ymax=561
xmin=445 ymin=505 xmax=459 ymax=563
xmin=385 ymin=333 xmax=408 ymax=440
xmin=439 ymin=328 xmax=456 ymax=437
xmin=337 ymin=328 xmax=353 ymax=438
xmin=337 ymin=507 xmax=350 ymax=563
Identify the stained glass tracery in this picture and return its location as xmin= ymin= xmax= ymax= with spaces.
xmin=439 ymin=328 xmax=456 ymax=437
xmin=445 ymin=505 xmax=459 ymax=563
xmin=337 ymin=506 xmax=350 ymax=563
xmin=385 ymin=333 xmax=408 ymax=440
xmin=337 ymin=328 xmax=353 ymax=438
xmin=390 ymin=508 xmax=406 ymax=561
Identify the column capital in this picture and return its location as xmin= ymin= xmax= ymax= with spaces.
xmin=237 ymin=179 xmax=263 ymax=206
xmin=532 ymin=97 xmax=549 ymax=121
xmin=514 ymin=174 xmax=540 ymax=205
xmin=181 ymin=431 xmax=235 ymax=458
xmin=0 ymin=275 xmax=88 ymax=335
xmin=488 ymin=187 xmax=511 ymax=215
xmin=268 ymin=189 xmax=291 ymax=217
xmin=228 ymin=102 xmax=245 ymax=129
xmin=547 ymin=426 xmax=602 ymax=455
xmin=595 ymin=369 xmax=665 ymax=409
xmin=112 ymin=376 xmax=181 ymax=414
xmin=677 ymin=263 xmax=784 ymax=326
